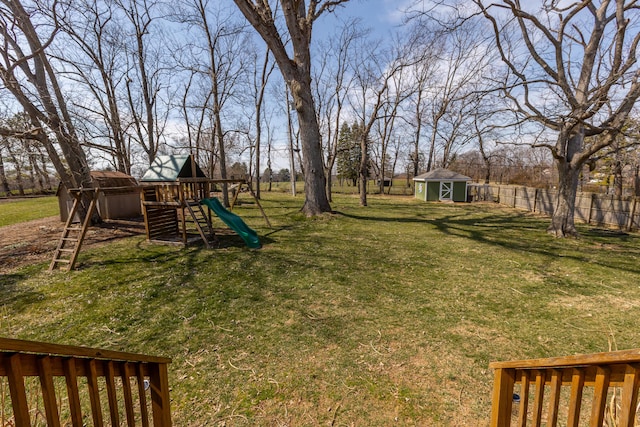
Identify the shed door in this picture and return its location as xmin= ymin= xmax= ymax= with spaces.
xmin=440 ymin=181 xmax=453 ymax=201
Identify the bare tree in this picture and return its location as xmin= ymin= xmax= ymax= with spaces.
xmin=251 ymin=46 xmax=276 ymax=199
xmin=0 ymin=147 xmax=9 ymax=195
xmin=177 ymin=68 xmax=216 ymax=171
xmin=57 ymin=0 xmax=132 ymax=174
xmin=422 ymin=19 xmax=491 ymax=171
xmin=117 ymin=0 xmax=170 ymax=166
xmin=349 ymin=37 xmax=408 ymax=206
xmin=284 ymin=83 xmax=297 ymax=196
xmin=373 ymin=63 xmax=411 ymax=194
xmin=0 ymin=0 xmax=95 ymax=219
xmin=313 ymin=18 xmax=363 ymax=202
xmin=176 ymin=0 xmax=251 ymax=205
xmin=402 ymin=21 xmax=443 ymax=179
xmin=232 ymin=0 xmax=348 ymax=215
xmin=475 ymin=0 xmax=640 ymax=237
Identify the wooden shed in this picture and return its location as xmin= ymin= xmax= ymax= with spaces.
xmin=413 ymin=168 xmax=471 ymax=202
xmin=57 ymin=171 xmax=141 ymax=222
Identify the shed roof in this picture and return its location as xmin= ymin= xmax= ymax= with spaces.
xmin=91 ymin=170 xmax=138 ymax=187
xmin=56 ymin=170 xmax=138 ymax=196
xmin=413 ymin=168 xmax=471 ymax=182
xmin=140 ymin=154 xmax=206 ymax=182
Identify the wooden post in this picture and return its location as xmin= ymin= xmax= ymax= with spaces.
xmin=627 ymin=197 xmax=638 ymax=231
xmin=587 ymin=193 xmax=596 ymax=224
xmin=517 ymin=370 xmax=530 ymax=427
xmin=532 ymin=370 xmax=547 ymax=426
xmin=567 ymin=368 xmax=585 ymax=427
xmin=590 ymin=366 xmax=611 ymax=427
xmin=63 ymin=358 xmax=84 ymax=427
xmin=86 ymin=359 xmax=104 ymax=427
xmin=618 ymin=364 xmax=640 ymax=427
xmin=149 ymin=362 xmax=172 ymax=427
xmin=547 ymin=369 xmax=562 ymax=426
xmin=6 ymin=354 xmax=30 ymax=427
xmin=37 ymin=356 xmax=61 ymax=427
xmin=490 ymin=368 xmax=515 ymax=427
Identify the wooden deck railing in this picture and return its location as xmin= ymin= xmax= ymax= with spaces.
xmin=490 ymin=348 xmax=640 ymax=426
xmin=0 ymin=337 xmax=172 ymax=426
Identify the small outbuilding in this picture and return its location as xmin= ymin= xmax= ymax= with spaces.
xmin=57 ymin=170 xmax=141 ymax=221
xmin=413 ymin=168 xmax=471 ymax=202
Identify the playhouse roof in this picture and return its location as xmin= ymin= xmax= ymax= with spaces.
xmin=413 ymin=168 xmax=471 ymax=182
xmin=140 ymin=154 xmax=206 ymax=182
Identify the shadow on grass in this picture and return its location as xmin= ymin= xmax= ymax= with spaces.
xmin=339 ymin=205 xmax=640 ymax=275
xmin=335 ymin=211 xmax=432 ymax=224
xmin=0 ymin=272 xmax=45 ymax=311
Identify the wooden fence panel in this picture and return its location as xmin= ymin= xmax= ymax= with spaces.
xmin=476 ymin=184 xmax=640 ymax=231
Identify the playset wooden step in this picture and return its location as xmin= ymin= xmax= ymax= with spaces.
xmin=185 ymin=202 xmax=217 ymax=248
xmin=49 ymin=188 xmax=99 ymax=272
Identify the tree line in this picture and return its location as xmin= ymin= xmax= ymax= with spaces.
xmin=1 ymin=1 xmax=639 ymax=236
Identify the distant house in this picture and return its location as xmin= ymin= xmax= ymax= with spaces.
xmin=413 ymin=168 xmax=471 ymax=202
xmin=57 ymin=171 xmax=141 ymax=221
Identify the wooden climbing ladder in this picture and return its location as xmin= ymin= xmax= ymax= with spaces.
xmin=49 ymin=188 xmax=100 ymax=271
xmin=185 ymin=202 xmax=217 ymax=248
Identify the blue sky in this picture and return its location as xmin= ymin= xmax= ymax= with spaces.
xmin=314 ymin=0 xmax=407 ymax=41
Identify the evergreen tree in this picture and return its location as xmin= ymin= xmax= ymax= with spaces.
xmin=337 ymin=122 xmax=368 ymax=186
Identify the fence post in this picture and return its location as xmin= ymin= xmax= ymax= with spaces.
xmin=587 ymin=193 xmax=595 ymax=224
xmin=628 ymin=197 xmax=638 ymax=232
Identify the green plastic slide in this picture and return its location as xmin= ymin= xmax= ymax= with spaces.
xmin=201 ymin=197 xmax=261 ymax=249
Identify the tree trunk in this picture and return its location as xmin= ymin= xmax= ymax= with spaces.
xmin=548 ymin=159 xmax=581 ymax=237
xmin=290 ymin=79 xmax=331 ymax=215
xmin=255 ymin=120 xmax=261 ymax=199
xmin=325 ymin=165 xmax=333 ymax=202
xmin=0 ymin=149 xmax=11 ymax=196
xmin=232 ymin=0 xmax=332 ymax=216
xmin=613 ymin=159 xmax=623 ymax=197
xmin=358 ymin=134 xmax=368 ymax=207
xmin=7 ymin=147 xmax=25 ymax=196
xmin=286 ymin=85 xmax=297 ymax=197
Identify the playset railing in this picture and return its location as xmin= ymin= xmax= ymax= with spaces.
xmin=0 ymin=337 xmax=172 ymax=426
xmin=490 ymin=348 xmax=640 ymax=426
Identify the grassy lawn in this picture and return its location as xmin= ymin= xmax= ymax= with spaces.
xmin=2 ymin=193 xmax=640 ymax=425
xmin=0 ymin=196 xmax=59 ymax=226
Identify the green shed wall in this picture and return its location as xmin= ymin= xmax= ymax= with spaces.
xmin=453 ymin=182 xmax=467 ymax=202
xmin=415 ymin=180 xmax=469 ymax=202
xmin=426 ymin=182 xmax=440 ymax=201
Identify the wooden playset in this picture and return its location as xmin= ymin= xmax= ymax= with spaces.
xmin=50 ymin=155 xmax=270 ymax=270
xmin=139 ymin=155 xmax=269 ymax=248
